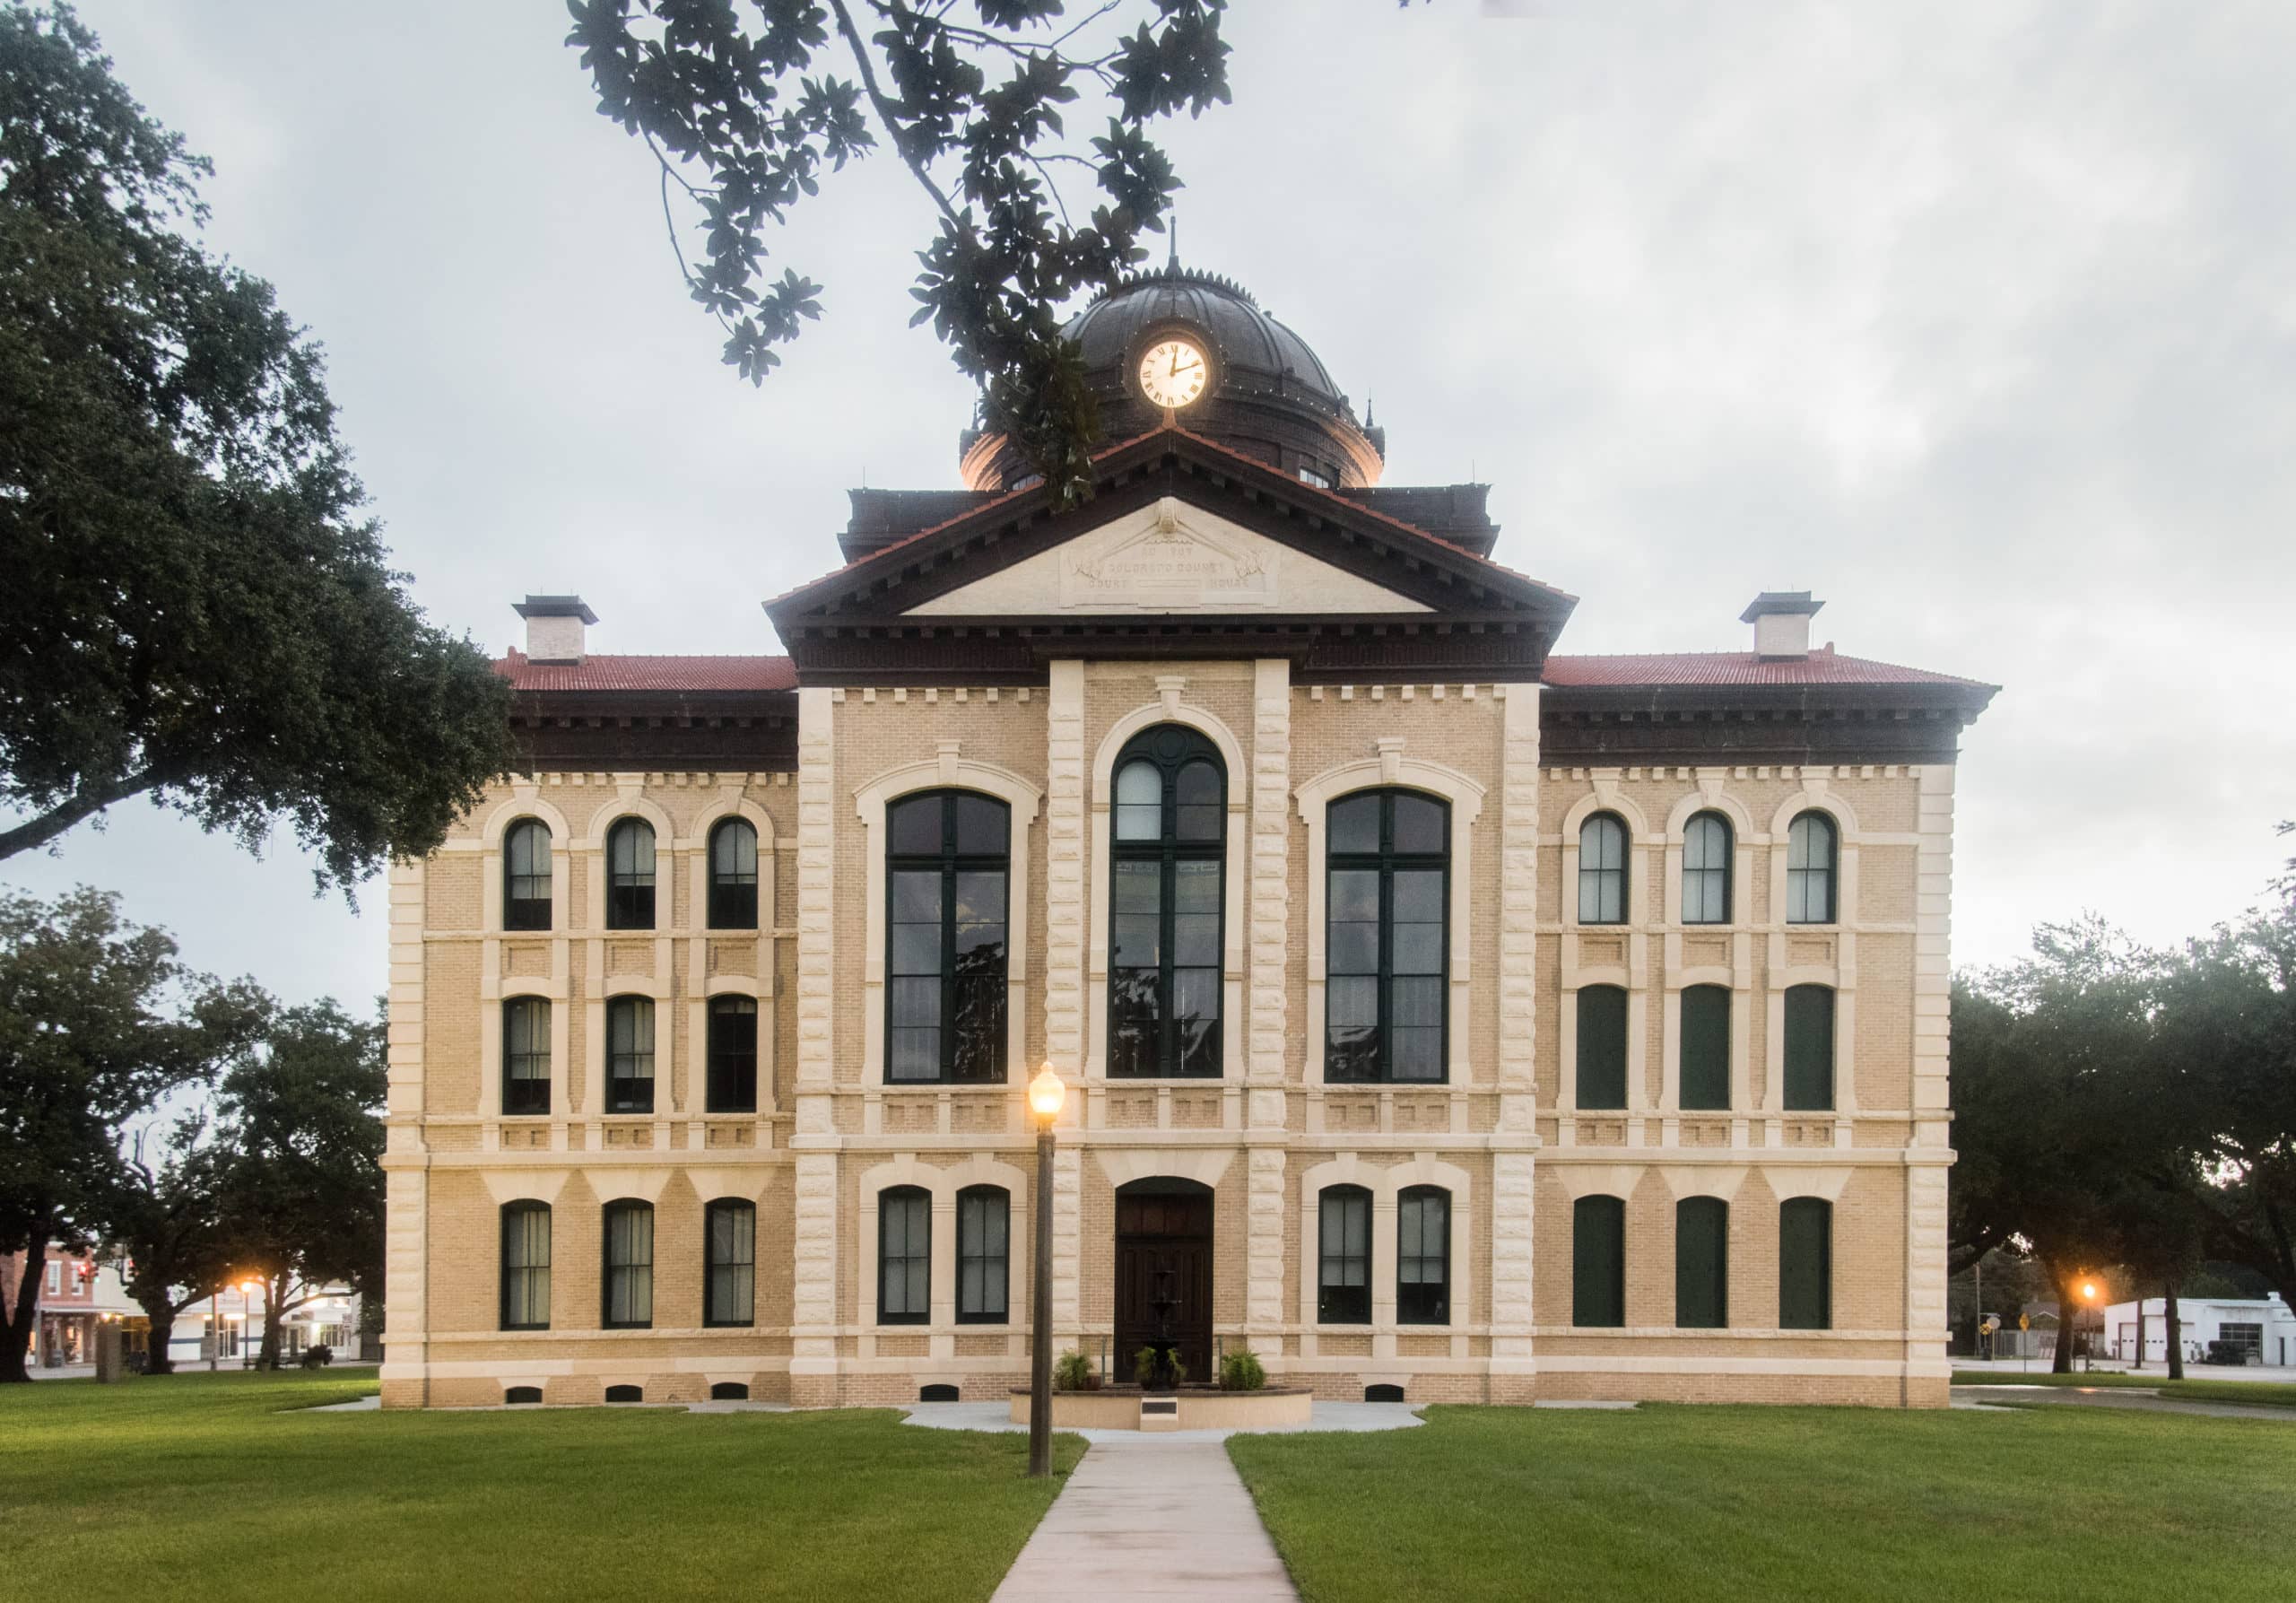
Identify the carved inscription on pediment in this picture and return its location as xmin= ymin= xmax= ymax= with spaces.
xmin=1057 ymin=498 xmax=1277 ymax=610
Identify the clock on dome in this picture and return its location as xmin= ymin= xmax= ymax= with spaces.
xmin=1137 ymin=335 xmax=1209 ymax=409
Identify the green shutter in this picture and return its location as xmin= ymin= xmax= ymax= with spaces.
xmin=1779 ymin=1198 xmax=1832 ymax=1329
xmin=1679 ymin=986 xmax=1731 ymax=1110
xmin=1782 ymin=985 xmax=1835 ymax=1111
xmin=1572 ymin=1196 xmax=1625 ymax=1327
xmin=1674 ymin=1198 xmax=1728 ymax=1329
xmin=1576 ymin=987 xmax=1629 ymax=1109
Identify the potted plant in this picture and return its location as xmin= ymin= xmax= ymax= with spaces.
xmin=1134 ymin=1343 xmax=1184 ymax=1390
xmin=1216 ymin=1347 xmax=1265 ymax=1392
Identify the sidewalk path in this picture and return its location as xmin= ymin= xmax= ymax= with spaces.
xmin=991 ymin=1437 xmax=1299 ymax=1603
xmin=1951 ymin=1385 xmax=2296 ymax=1423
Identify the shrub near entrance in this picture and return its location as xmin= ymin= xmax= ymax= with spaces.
xmin=1217 ymin=1349 xmax=1266 ymax=1391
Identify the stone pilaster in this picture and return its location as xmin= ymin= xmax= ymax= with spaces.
xmin=1489 ymin=684 xmax=1542 ymax=1393
xmin=1906 ymin=762 xmax=1959 ymax=1378
xmin=1053 ymin=1144 xmax=1083 ymax=1338
xmin=1044 ymin=661 xmax=1087 ymax=1079
xmin=790 ymin=687 xmax=839 ymax=1399
xmin=378 ymin=859 xmax=429 ymax=1406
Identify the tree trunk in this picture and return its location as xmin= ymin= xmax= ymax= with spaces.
xmin=2165 ymin=1281 xmax=2185 ymax=1381
xmin=136 ymin=1293 xmax=179 ymax=1376
xmin=2 ymin=1234 xmax=48 ymax=1384
xmin=2134 ymin=1299 xmax=2144 ymax=1372
xmin=258 ymin=1272 xmax=287 ymax=1370
xmin=2048 ymin=1261 xmax=2081 ymax=1375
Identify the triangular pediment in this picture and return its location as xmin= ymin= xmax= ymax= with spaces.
xmin=904 ymin=496 xmax=1431 ymax=617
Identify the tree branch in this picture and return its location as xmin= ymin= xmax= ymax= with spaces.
xmin=0 ymin=765 xmax=170 ymax=861
xmin=830 ymin=0 xmax=967 ymax=233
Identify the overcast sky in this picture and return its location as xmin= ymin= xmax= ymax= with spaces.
xmin=6 ymin=0 xmax=2292 ymax=1007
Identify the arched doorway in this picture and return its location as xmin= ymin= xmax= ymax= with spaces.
xmin=1114 ymin=1178 xmax=1213 ymax=1385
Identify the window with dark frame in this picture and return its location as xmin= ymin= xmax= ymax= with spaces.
xmin=1679 ymin=984 xmax=1731 ymax=1111
xmin=606 ymin=996 xmax=655 ymax=1114
xmin=1578 ymin=813 xmax=1629 ymax=925
xmin=705 ymin=1198 xmax=755 ymax=1327
xmin=503 ymin=819 xmax=552 ymax=930
xmin=1325 ymin=789 xmax=1448 ymax=1084
xmin=886 ymin=790 xmax=1010 ymax=1084
xmin=955 ymin=1186 xmax=1010 ymax=1324
xmin=1571 ymin=1195 xmax=1626 ymax=1328
xmin=500 ymin=1202 xmax=551 ymax=1330
xmin=1318 ymin=1185 xmax=1371 ymax=1323
xmin=1782 ymin=984 xmax=1836 ymax=1111
xmin=1682 ymin=811 xmax=1733 ymax=925
xmin=709 ymin=818 xmax=760 ymax=928
xmin=1396 ymin=1186 xmax=1450 ymax=1325
xmin=1779 ymin=1197 xmax=1831 ymax=1330
xmin=1576 ymin=985 xmax=1629 ymax=1110
xmin=878 ymin=1186 xmax=930 ymax=1324
xmin=707 ymin=996 xmax=759 ymax=1113
xmin=1675 ymin=1196 xmax=1728 ymax=1329
xmin=605 ymin=817 xmax=657 ymax=929
xmin=1109 ymin=727 xmax=1225 ymax=1079
xmin=602 ymin=1199 xmax=654 ymax=1329
xmin=1786 ymin=812 xmax=1838 ymax=924
xmin=502 ymin=997 xmax=551 ymax=1116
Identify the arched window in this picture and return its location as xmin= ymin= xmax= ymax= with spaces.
xmin=1779 ymin=1198 xmax=1832 ymax=1330
xmin=704 ymin=1198 xmax=755 ymax=1327
xmin=1396 ymin=1186 xmax=1451 ymax=1325
xmin=878 ymin=1186 xmax=931 ymax=1325
xmin=1326 ymin=789 xmax=1448 ymax=1084
xmin=605 ymin=818 xmax=657 ymax=929
xmin=500 ymin=1201 xmax=551 ymax=1330
xmin=1682 ymin=811 xmax=1732 ymax=925
xmin=1575 ymin=985 xmax=1629 ymax=1110
xmin=1578 ymin=813 xmax=1629 ymax=925
xmin=1317 ymin=1185 xmax=1371 ymax=1324
xmin=955 ymin=1185 xmax=1010 ymax=1324
xmin=708 ymin=818 xmax=759 ymax=929
xmin=1109 ymin=727 xmax=1225 ymax=1079
xmin=1782 ymin=984 xmax=1835 ymax=1111
xmin=1675 ymin=1197 xmax=1728 ymax=1329
xmin=887 ymin=790 xmax=1010 ymax=1084
xmin=1679 ymin=984 xmax=1730 ymax=1111
xmin=1571 ymin=1195 xmax=1625 ymax=1328
xmin=1786 ymin=812 xmax=1837 ymax=925
xmin=605 ymin=997 xmax=655 ymax=1114
xmin=502 ymin=998 xmax=551 ymax=1116
xmin=707 ymin=996 xmax=758 ymax=1113
xmin=503 ymin=819 xmax=552 ymax=930
xmin=602 ymin=1200 xmax=654 ymax=1329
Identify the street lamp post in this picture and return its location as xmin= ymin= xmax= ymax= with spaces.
xmin=1026 ymin=1063 xmax=1066 ymax=1478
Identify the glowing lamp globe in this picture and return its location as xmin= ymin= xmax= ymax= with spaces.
xmin=1027 ymin=1065 xmax=1066 ymax=1123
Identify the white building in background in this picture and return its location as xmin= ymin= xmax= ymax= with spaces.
xmin=164 ymin=1285 xmax=368 ymax=1367
xmin=2102 ymin=1294 xmax=2295 ymax=1367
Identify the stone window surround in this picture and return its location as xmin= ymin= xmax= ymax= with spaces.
xmin=853 ymin=1153 xmax=1035 ymax=1338
xmin=1294 ymin=1154 xmax=1475 ymax=1359
xmin=854 ymin=750 xmax=1042 ymax=1088
xmin=1293 ymin=751 xmax=1486 ymax=1087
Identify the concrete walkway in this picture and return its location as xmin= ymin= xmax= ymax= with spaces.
xmin=905 ymin=1398 xmax=1422 ymax=1443
xmin=1950 ymin=1384 xmax=2296 ymax=1424
xmin=992 ymin=1436 xmax=1298 ymax=1603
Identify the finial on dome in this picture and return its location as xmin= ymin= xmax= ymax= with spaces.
xmin=1166 ymin=216 xmax=1179 ymax=274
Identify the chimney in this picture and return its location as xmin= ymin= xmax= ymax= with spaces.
xmin=514 ymin=595 xmax=597 ymax=665
xmin=1741 ymin=591 xmax=1824 ymax=660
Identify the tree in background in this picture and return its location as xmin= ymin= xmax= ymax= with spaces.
xmin=566 ymin=0 xmax=1231 ymax=502
xmin=212 ymin=1001 xmax=386 ymax=1369
xmin=0 ymin=4 xmax=513 ymax=886
xmin=103 ymin=1116 xmax=235 ymax=1375
xmin=0 ymin=888 xmax=264 ymax=1382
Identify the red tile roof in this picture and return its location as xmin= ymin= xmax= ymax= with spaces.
xmin=494 ymin=649 xmax=795 ymax=693
xmin=1542 ymin=649 xmax=1989 ymax=689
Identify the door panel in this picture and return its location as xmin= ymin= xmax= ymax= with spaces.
xmin=1115 ymin=1189 xmax=1213 ymax=1383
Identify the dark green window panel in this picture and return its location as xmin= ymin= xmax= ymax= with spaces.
xmin=1782 ymin=985 xmax=1836 ymax=1111
xmin=1576 ymin=986 xmax=1628 ymax=1110
xmin=1679 ymin=985 xmax=1731 ymax=1111
xmin=1779 ymin=1198 xmax=1832 ymax=1330
xmin=1675 ymin=1197 xmax=1728 ymax=1329
xmin=1572 ymin=1195 xmax=1625 ymax=1328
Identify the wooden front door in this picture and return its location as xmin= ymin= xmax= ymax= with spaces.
xmin=1114 ymin=1186 xmax=1213 ymax=1385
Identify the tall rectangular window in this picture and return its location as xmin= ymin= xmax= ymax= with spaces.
xmin=1109 ymin=731 xmax=1224 ymax=1079
xmin=1576 ymin=986 xmax=1629 ymax=1110
xmin=500 ymin=1205 xmax=551 ymax=1330
xmin=503 ymin=998 xmax=551 ymax=1116
xmin=707 ymin=997 xmax=759 ymax=1113
xmin=1675 ymin=1197 xmax=1728 ymax=1329
xmin=1682 ymin=812 xmax=1732 ymax=924
xmin=1396 ymin=1187 xmax=1450 ymax=1325
xmin=602 ymin=1201 xmax=653 ymax=1329
xmin=705 ymin=1199 xmax=755 ymax=1327
xmin=1678 ymin=985 xmax=1731 ymax=1111
xmin=1786 ymin=813 xmax=1838 ymax=925
xmin=878 ymin=1187 xmax=930 ymax=1324
xmin=1571 ymin=1195 xmax=1625 ymax=1328
xmin=503 ymin=820 xmax=552 ymax=931
xmin=1782 ymin=985 xmax=1836 ymax=1111
xmin=886 ymin=791 xmax=1009 ymax=1084
xmin=956 ymin=1187 xmax=1009 ymax=1324
xmin=606 ymin=997 xmax=655 ymax=1114
xmin=1318 ymin=1187 xmax=1371 ymax=1324
xmin=1325 ymin=790 xmax=1449 ymax=1084
xmin=708 ymin=819 xmax=760 ymax=928
xmin=1779 ymin=1198 xmax=1832 ymax=1330
xmin=605 ymin=819 xmax=657 ymax=929
xmin=1578 ymin=814 xmax=1629 ymax=924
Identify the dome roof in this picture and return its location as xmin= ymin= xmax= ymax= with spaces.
xmin=1063 ymin=265 xmax=1343 ymax=405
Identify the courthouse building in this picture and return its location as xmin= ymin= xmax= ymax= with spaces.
xmin=380 ymin=263 xmax=1996 ymax=1409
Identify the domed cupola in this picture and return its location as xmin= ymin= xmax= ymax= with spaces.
xmin=960 ymin=257 xmax=1387 ymax=493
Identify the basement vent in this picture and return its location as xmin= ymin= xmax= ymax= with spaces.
xmin=918 ymin=1383 xmax=961 ymax=1402
xmin=503 ymin=1386 xmax=543 ymax=1406
xmin=1364 ymin=1384 xmax=1406 ymax=1403
xmin=709 ymin=1382 xmax=750 ymax=1401
xmin=604 ymin=1385 xmax=643 ymax=1404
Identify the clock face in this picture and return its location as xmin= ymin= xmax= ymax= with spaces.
xmin=1137 ymin=337 xmax=1210 ymax=409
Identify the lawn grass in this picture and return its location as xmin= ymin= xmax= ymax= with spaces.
xmin=1228 ymin=1403 xmax=2296 ymax=1603
xmin=1952 ymin=1368 xmax=2296 ymax=1408
xmin=0 ymin=1371 xmax=1083 ymax=1602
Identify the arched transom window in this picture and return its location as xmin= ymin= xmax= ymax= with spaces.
xmin=1109 ymin=727 xmax=1224 ymax=1079
xmin=1578 ymin=813 xmax=1629 ymax=925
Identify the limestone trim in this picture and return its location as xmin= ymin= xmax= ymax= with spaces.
xmin=1084 ymin=695 xmax=1250 ymax=1083
xmin=1294 ymin=752 xmax=1486 ymax=1088
xmin=1655 ymin=1164 xmax=1748 ymax=1201
xmin=789 ymin=688 xmax=838 ymax=1379
xmin=1547 ymin=1163 xmax=1645 ymax=1201
xmin=853 ymin=1153 xmax=1035 ymax=1341
xmin=1044 ymin=663 xmax=1087 ymax=1084
xmin=579 ymin=790 xmax=677 ymax=934
xmin=477 ymin=788 xmax=573 ymax=934
xmin=1659 ymin=781 xmax=1757 ymax=929
xmin=1092 ymin=1147 xmax=1238 ymax=1190
xmin=1768 ymin=1166 xmax=1854 ymax=1203
xmin=678 ymin=792 xmax=778 ymax=941
xmin=1294 ymin=1154 xmax=1475 ymax=1363
xmin=852 ymin=754 xmax=1044 ymax=1087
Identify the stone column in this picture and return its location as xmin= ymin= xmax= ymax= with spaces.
xmin=379 ymin=858 xmax=430 ymax=1407
xmin=789 ymin=686 xmax=839 ymax=1403
xmin=1043 ymin=664 xmax=1089 ymax=1334
xmin=1245 ymin=660 xmax=1292 ymax=1344
xmin=1489 ymin=684 xmax=1542 ymax=1400
xmin=1905 ymin=762 xmax=1959 ymax=1400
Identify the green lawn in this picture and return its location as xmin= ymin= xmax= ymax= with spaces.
xmin=1228 ymin=1404 xmax=2296 ymax=1603
xmin=0 ymin=1371 xmax=1082 ymax=1602
xmin=1952 ymin=1368 xmax=2296 ymax=1408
